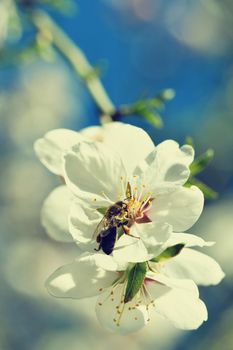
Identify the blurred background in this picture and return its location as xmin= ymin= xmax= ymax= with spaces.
xmin=0 ymin=1 xmax=233 ymax=349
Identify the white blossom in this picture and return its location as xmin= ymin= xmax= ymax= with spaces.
xmin=34 ymin=122 xmax=154 ymax=176
xmin=45 ymin=233 xmax=224 ymax=334
xmin=35 ymin=123 xmax=203 ymax=262
xmin=35 ymin=122 xmax=224 ymax=333
xmin=35 ymin=123 xmax=204 ymax=262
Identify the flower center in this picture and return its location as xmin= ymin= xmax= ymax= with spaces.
xmin=94 ymin=181 xmax=153 ymax=254
xmin=97 ymin=276 xmax=155 ymax=327
xmin=124 ymin=181 xmax=153 ymax=225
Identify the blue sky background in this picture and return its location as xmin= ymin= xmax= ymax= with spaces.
xmin=0 ymin=1 xmax=233 ymax=350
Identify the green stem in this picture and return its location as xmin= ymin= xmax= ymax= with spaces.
xmin=30 ymin=9 xmax=116 ymax=120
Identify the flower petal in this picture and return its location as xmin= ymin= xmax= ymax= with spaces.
xmin=112 ymin=222 xmax=172 ymax=263
xmin=96 ymin=284 xmax=148 ymax=334
xmin=145 ymin=273 xmax=206 ymax=329
xmin=102 ymin=122 xmax=155 ymax=174
xmin=63 ymin=141 xmax=127 ymax=206
xmin=144 ymin=279 xmax=171 ymax=300
xmin=69 ymin=199 xmax=102 ymax=251
xmin=164 ymin=248 xmax=225 ymax=286
xmin=165 ymin=233 xmax=214 ymax=248
xmin=155 ymin=288 xmax=207 ymax=330
xmin=112 ymin=233 xmax=149 ymax=263
xmin=34 ymin=129 xmax=85 ymax=175
xmin=46 ymin=254 xmax=118 ymax=299
xmin=41 ymin=186 xmax=73 ymax=242
xmin=149 ymin=186 xmax=204 ymax=232
xmin=137 ymin=222 xmax=172 ymax=258
xmin=92 ymin=253 xmax=119 ymax=271
xmin=147 ymin=273 xmax=199 ymax=297
xmin=80 ymin=125 xmax=104 ymax=141
xmin=142 ymin=140 xmax=194 ymax=189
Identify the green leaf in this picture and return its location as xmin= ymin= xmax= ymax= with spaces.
xmin=140 ymin=109 xmax=163 ymax=128
xmin=144 ymin=89 xmax=175 ymax=109
xmin=97 ymin=207 xmax=108 ymax=215
xmin=150 ymin=244 xmax=185 ymax=263
xmin=124 ymin=263 xmax=147 ymax=303
xmin=115 ymin=88 xmax=174 ymax=128
xmin=186 ymin=178 xmax=218 ymax=200
xmin=190 ymin=149 xmax=214 ymax=176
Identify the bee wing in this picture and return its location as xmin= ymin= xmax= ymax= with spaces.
xmin=92 ymin=215 xmax=107 ymax=240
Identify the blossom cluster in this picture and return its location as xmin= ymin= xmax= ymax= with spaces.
xmin=35 ymin=122 xmax=224 ymax=334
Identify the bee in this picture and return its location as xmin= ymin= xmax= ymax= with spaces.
xmin=94 ymin=201 xmax=130 ymax=255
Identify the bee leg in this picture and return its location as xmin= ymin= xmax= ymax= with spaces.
xmin=122 ymin=225 xmax=140 ymax=239
xmin=94 ymin=244 xmax=101 ymax=252
xmin=123 ymin=225 xmax=130 ymax=234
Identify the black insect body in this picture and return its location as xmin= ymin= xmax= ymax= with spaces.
xmin=106 ymin=201 xmax=128 ymax=218
xmin=96 ymin=226 xmax=118 ymax=255
xmin=94 ymin=201 xmax=129 ymax=255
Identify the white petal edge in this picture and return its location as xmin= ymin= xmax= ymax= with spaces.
xmin=155 ymin=288 xmax=208 ymax=330
xmin=149 ymin=185 xmax=204 ymax=232
xmin=69 ymin=199 xmax=102 ymax=251
xmin=164 ymin=248 xmax=225 ymax=286
xmin=133 ymin=222 xmax=172 ymax=259
xmin=41 ymin=185 xmax=73 ymax=242
xmin=34 ymin=129 xmax=85 ymax=175
xmin=165 ymin=232 xmax=214 ymax=248
xmin=102 ymin=122 xmax=155 ymax=175
xmin=146 ymin=272 xmax=199 ymax=297
xmin=80 ymin=125 xmax=104 ymax=141
xmin=63 ymin=141 xmax=127 ymax=206
xmin=140 ymin=139 xmax=194 ymax=189
xmin=46 ymin=254 xmax=118 ymax=299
